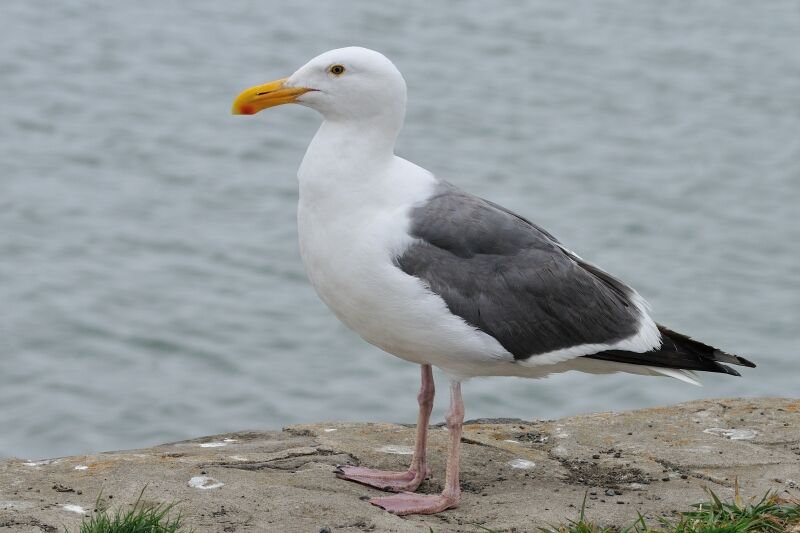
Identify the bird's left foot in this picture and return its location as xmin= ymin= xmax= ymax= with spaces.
xmin=334 ymin=465 xmax=428 ymax=492
xmin=369 ymin=491 xmax=459 ymax=515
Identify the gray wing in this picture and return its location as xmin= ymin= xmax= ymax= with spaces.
xmin=395 ymin=181 xmax=641 ymax=360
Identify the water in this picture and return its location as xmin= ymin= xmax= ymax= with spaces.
xmin=1 ymin=1 xmax=798 ymax=460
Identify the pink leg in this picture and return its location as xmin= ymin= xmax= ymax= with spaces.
xmin=370 ymin=380 xmax=463 ymax=515
xmin=336 ymin=364 xmax=434 ymax=492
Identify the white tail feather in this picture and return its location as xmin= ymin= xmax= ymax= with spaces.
xmin=648 ymin=367 xmax=703 ymax=387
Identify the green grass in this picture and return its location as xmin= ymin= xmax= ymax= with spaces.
xmin=439 ymin=484 xmax=800 ymax=533
xmin=538 ymin=485 xmax=800 ymax=533
xmin=66 ymin=487 xmax=192 ymax=533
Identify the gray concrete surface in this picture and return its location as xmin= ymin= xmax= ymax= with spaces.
xmin=1 ymin=398 xmax=798 ymax=532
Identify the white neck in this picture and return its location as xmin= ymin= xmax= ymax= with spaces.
xmin=298 ymin=115 xmax=401 ymax=203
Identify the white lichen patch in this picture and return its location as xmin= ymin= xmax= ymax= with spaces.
xmin=74 ymin=465 xmax=88 ymax=470
xmin=62 ymin=504 xmax=87 ymax=514
xmin=223 ymin=438 xmax=237 ymax=443
xmin=508 ymin=459 xmax=536 ymax=469
xmin=376 ymin=445 xmax=414 ymax=455
xmin=22 ymin=459 xmax=56 ymax=467
xmin=227 ymin=455 xmax=248 ymax=461
xmin=324 ymin=428 xmax=338 ymax=433
xmin=188 ymin=476 xmax=224 ymax=490
xmin=503 ymin=439 xmax=520 ymax=444
xmin=703 ymin=427 xmax=758 ymax=440
xmin=199 ymin=442 xmax=228 ymax=448
xmin=0 ymin=500 xmax=34 ymax=510
xmin=554 ymin=426 xmax=570 ymax=439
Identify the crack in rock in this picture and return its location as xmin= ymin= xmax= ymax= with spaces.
xmin=220 ymin=448 xmax=358 ymax=472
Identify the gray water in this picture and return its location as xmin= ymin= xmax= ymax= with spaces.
xmin=2 ymin=1 xmax=798 ymax=460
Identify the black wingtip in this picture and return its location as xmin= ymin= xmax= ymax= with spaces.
xmin=712 ymin=349 xmax=757 ymax=368
xmin=586 ymin=326 xmax=756 ymax=377
xmin=738 ymin=356 xmax=757 ymax=368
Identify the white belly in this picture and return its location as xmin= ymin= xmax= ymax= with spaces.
xmin=296 ymin=191 xmax=512 ymax=378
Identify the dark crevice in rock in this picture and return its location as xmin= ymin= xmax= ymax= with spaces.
xmin=283 ymin=428 xmax=315 ymax=437
xmin=514 ymin=431 xmax=550 ymax=444
xmin=651 ymin=458 xmax=731 ymax=487
xmin=460 ymin=437 xmax=494 ymax=448
xmin=556 ymin=457 xmax=651 ymax=488
xmin=218 ymin=449 xmax=359 ymax=472
xmin=0 ymin=518 xmax=57 ymax=532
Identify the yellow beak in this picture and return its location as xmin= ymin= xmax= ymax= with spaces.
xmin=231 ymin=78 xmax=313 ymax=115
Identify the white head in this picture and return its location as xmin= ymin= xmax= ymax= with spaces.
xmin=232 ymin=47 xmax=407 ymax=126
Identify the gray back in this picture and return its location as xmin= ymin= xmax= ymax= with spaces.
xmin=395 ymin=182 xmax=640 ymax=360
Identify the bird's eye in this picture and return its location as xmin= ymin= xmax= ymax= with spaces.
xmin=329 ymin=64 xmax=346 ymax=76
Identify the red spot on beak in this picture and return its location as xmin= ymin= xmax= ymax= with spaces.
xmin=240 ymin=104 xmax=256 ymax=115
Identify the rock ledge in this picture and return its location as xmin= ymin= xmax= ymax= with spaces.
xmin=1 ymin=398 xmax=798 ymax=532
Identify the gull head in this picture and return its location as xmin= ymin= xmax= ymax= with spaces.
xmin=232 ymin=47 xmax=407 ymax=123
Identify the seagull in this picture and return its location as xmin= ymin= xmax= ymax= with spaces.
xmin=232 ymin=47 xmax=755 ymax=515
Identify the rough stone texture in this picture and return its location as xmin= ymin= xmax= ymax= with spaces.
xmin=1 ymin=398 xmax=798 ymax=532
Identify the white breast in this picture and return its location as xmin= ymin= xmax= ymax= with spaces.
xmin=296 ymin=156 xmax=512 ymax=378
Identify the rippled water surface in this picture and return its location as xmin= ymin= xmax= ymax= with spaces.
xmin=2 ymin=1 xmax=798 ymax=459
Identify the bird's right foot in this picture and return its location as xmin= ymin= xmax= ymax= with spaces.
xmin=334 ymin=465 xmax=429 ymax=492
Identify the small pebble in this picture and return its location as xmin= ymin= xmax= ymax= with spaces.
xmin=605 ymin=489 xmax=615 ymax=496
xmin=662 ymin=477 xmax=670 ymax=482
xmin=319 ymin=528 xmax=332 ymax=533
xmin=592 ymin=454 xmax=600 ymax=460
